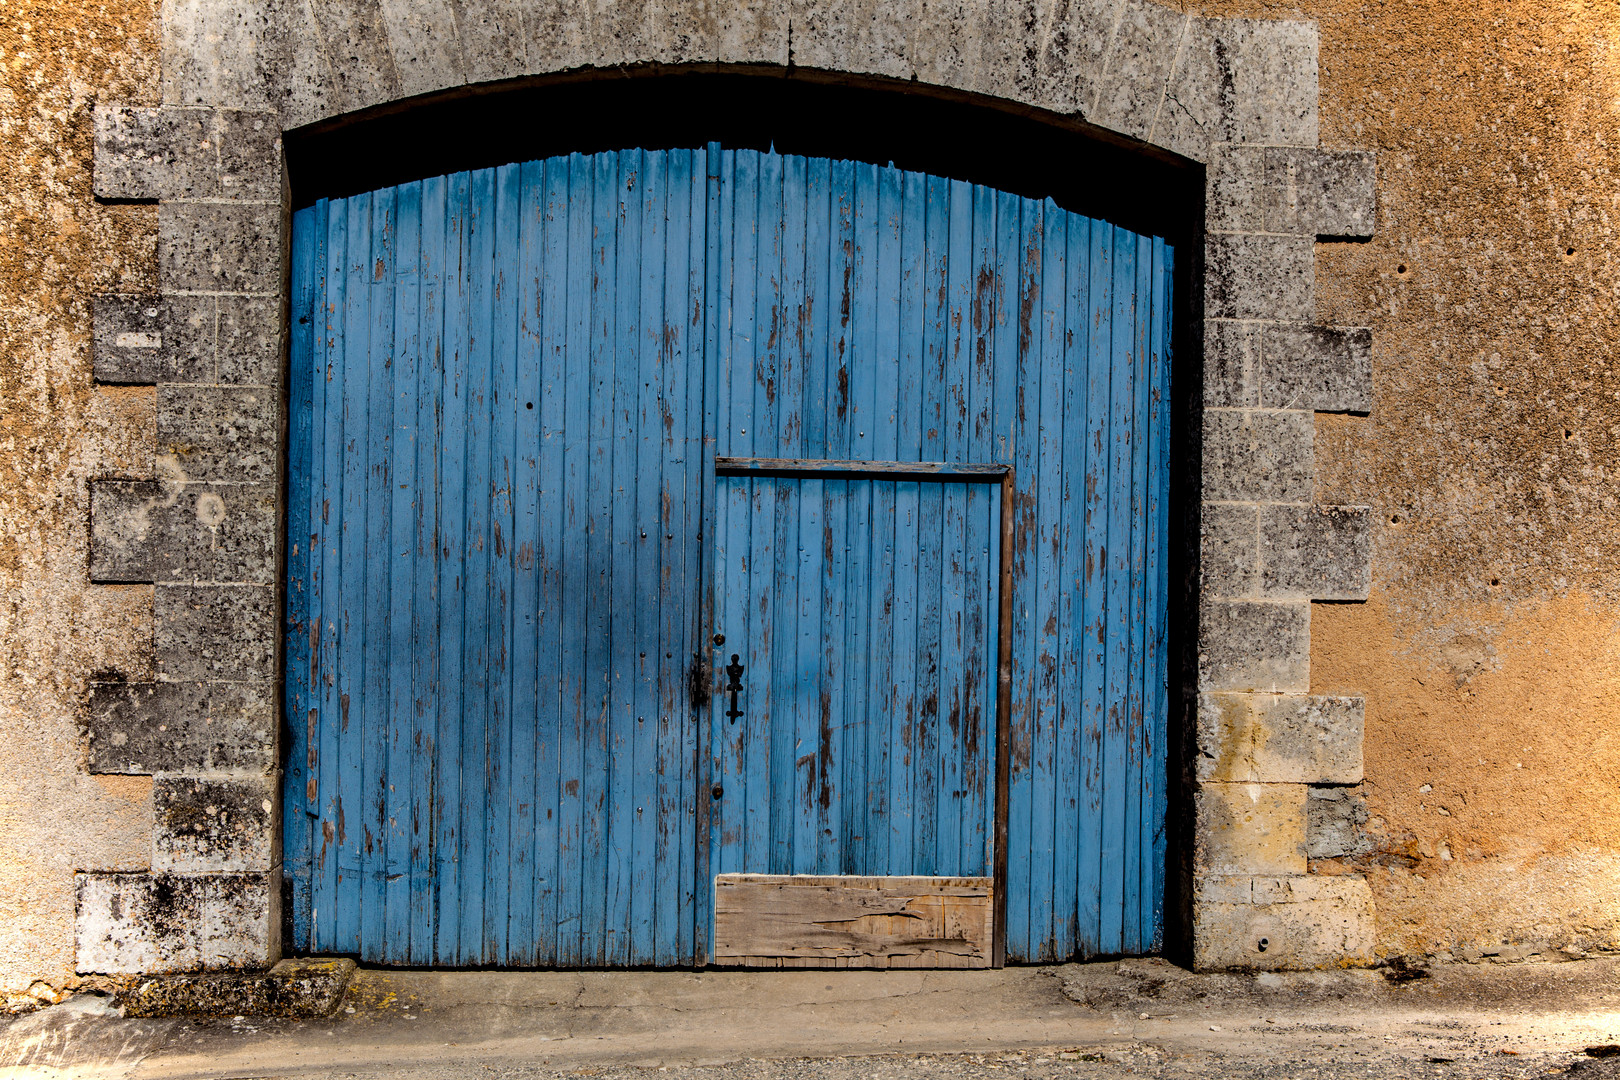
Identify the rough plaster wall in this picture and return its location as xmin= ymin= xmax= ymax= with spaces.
xmin=0 ymin=0 xmax=161 ymax=994
xmin=1195 ymin=0 xmax=1620 ymax=960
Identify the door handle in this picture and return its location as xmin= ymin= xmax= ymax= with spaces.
xmin=724 ymin=654 xmax=745 ymax=723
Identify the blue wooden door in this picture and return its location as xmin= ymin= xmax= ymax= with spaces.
xmin=285 ymin=143 xmax=1173 ymax=967
xmin=700 ymin=149 xmax=1174 ymax=960
xmin=285 ymin=149 xmax=712 ymax=966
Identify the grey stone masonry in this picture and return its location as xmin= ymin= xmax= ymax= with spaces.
xmin=1307 ymin=785 xmax=1373 ymax=859
xmin=90 ymin=479 xmax=277 ymax=585
xmin=154 ymin=585 xmax=276 ymax=682
xmin=1260 ymin=325 xmax=1373 ymax=414
xmin=75 ymin=872 xmax=278 ymax=973
xmin=95 ymin=106 xmax=280 ymax=202
xmin=94 ymin=294 xmax=279 ymax=386
xmin=86 ymin=680 xmax=276 ymax=775
xmin=83 ymin=0 xmax=1380 ymax=975
xmin=153 ymin=774 xmax=277 ymax=873
xmin=1262 ymin=148 xmax=1377 ymax=239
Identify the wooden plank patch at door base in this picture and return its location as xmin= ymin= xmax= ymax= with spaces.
xmin=713 ymin=875 xmax=994 ymax=969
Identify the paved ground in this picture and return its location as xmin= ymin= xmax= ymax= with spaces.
xmin=9 ymin=957 xmax=1620 ymax=1079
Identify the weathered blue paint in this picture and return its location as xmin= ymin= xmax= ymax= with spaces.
xmin=284 ymin=145 xmax=1174 ymax=967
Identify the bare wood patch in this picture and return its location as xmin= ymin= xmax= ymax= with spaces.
xmin=713 ymin=874 xmax=994 ymax=969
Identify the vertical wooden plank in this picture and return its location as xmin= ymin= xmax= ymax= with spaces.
xmin=536 ymin=155 xmax=572 ymax=966
xmin=506 ymin=159 xmax=543 ymax=967
xmin=888 ymin=168 xmax=923 ymax=875
xmin=579 ymin=150 xmax=618 ymax=966
xmin=654 ymin=147 xmax=694 ymax=965
xmin=411 ymin=175 xmax=446 ymax=964
xmin=334 ymin=191 xmax=373 ymax=957
xmin=314 ymin=197 xmax=344 ymax=954
xmin=964 ymin=183 xmax=997 ymax=884
xmin=938 ymin=179 xmax=972 ymax=877
xmin=842 ymin=161 xmax=878 ymax=875
xmin=360 ymin=188 xmax=396 ymax=963
xmin=1099 ymin=224 xmax=1137 ymax=955
xmin=484 ymin=163 xmax=520 ymax=964
xmin=628 ymin=147 xmax=663 ymax=965
xmin=992 ymin=188 xmax=1033 ymax=962
xmin=1146 ymin=237 xmax=1174 ymax=951
xmin=432 ymin=170 xmax=470 ymax=965
xmin=1120 ymin=232 xmax=1150 ymax=953
xmin=1052 ymin=209 xmax=1090 ymax=960
xmin=284 ymin=203 xmax=317 ymax=953
xmin=383 ymin=183 xmax=420 ymax=962
xmin=457 ymin=169 xmax=495 ymax=964
xmin=604 ymin=148 xmax=640 ymax=966
xmin=1077 ymin=213 xmax=1112 ymax=958
xmin=1029 ymin=200 xmax=1067 ymax=962
xmin=694 ymin=142 xmax=722 ymax=966
xmin=912 ymin=173 xmax=947 ymax=877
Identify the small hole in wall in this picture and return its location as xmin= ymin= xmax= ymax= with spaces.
xmin=1396 ymin=264 xmax=1408 ymax=275
xmin=1564 ymin=428 xmax=1574 ymax=440
xmin=1490 ymin=577 xmax=1500 ymax=586
xmin=1390 ymin=514 xmax=1402 ymax=524
xmin=1567 ymin=247 xmax=1577 ymax=257
xmin=1256 ymin=937 xmax=1269 ymax=953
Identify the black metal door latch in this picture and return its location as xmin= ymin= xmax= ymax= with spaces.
xmin=723 ymin=654 xmax=745 ymax=723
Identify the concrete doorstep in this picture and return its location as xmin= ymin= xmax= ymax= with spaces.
xmin=9 ymin=957 xmax=1620 ymax=1079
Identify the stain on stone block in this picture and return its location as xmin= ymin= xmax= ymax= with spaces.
xmin=1198 ymin=600 xmax=1309 ymax=693
xmin=1200 ymin=692 xmax=1364 ymax=783
xmin=1262 ymin=147 xmax=1377 ymax=239
xmin=159 ymin=202 xmax=281 ymax=294
xmin=1157 ymin=17 xmax=1319 ymax=160
xmin=91 ymin=480 xmax=275 ymax=584
xmin=75 ymin=872 xmax=277 ymax=975
xmin=87 ymin=681 xmax=275 ymax=774
xmin=1260 ymin=504 xmax=1372 ymax=601
xmin=1307 ymin=785 xmax=1373 ymax=859
xmin=1202 ymin=409 xmax=1314 ymax=504
xmin=155 ymin=586 xmax=276 ymax=682
xmin=1195 ymin=782 xmax=1308 ymax=877
xmin=154 ymin=775 xmax=276 ymax=872
xmin=1260 ymin=324 xmax=1372 ymax=414
xmin=157 ymin=385 xmax=279 ymax=483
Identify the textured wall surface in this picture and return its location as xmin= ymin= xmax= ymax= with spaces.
xmin=0 ymin=0 xmax=162 ymax=1000
xmin=1191 ymin=0 xmax=1620 ymax=963
xmin=8 ymin=0 xmax=1618 ymax=991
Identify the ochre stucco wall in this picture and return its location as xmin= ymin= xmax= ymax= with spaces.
xmin=0 ymin=0 xmax=160 ymax=998
xmin=1197 ymin=0 xmax=1620 ymax=959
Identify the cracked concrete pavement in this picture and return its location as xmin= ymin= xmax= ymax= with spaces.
xmin=11 ymin=957 xmax=1620 ymax=1079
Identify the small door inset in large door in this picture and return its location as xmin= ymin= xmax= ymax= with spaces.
xmin=707 ymin=460 xmax=1005 ymax=968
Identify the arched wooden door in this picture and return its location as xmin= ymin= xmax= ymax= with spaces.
xmin=283 ymin=145 xmax=1173 ymax=968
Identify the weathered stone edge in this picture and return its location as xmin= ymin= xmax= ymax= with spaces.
xmin=115 ymin=957 xmax=356 ymax=1018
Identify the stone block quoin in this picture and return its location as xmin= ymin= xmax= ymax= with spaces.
xmin=85 ymin=100 xmax=285 ymax=974
xmin=78 ymin=0 xmax=1377 ymax=975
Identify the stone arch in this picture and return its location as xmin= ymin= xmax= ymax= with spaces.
xmin=81 ymin=0 xmax=1377 ymax=974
